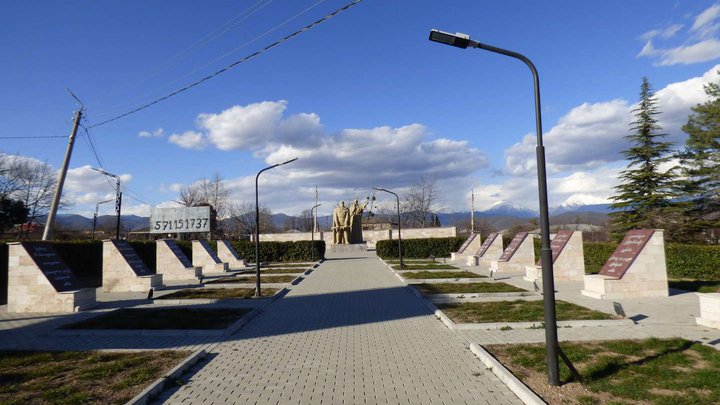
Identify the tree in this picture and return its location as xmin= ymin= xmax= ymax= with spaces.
xmin=177 ymin=172 xmax=230 ymax=218
xmin=678 ymin=76 xmax=720 ymax=242
xmin=609 ymin=77 xmax=678 ymax=240
xmin=0 ymin=197 xmax=27 ymax=232
xmin=226 ymin=201 xmax=276 ymax=238
xmin=404 ymin=175 xmax=440 ymax=228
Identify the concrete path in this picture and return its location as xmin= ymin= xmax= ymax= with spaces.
xmin=157 ymin=251 xmax=521 ymax=404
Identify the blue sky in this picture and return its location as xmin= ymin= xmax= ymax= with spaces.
xmin=3 ymin=0 xmax=720 ymax=218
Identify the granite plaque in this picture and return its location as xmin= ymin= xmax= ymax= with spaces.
xmin=150 ymin=206 xmax=211 ymax=234
xmin=457 ymin=233 xmax=477 ymax=254
xmin=113 ymin=240 xmax=152 ymax=276
xmin=165 ymin=240 xmax=193 ymax=267
xmin=474 ymin=232 xmax=499 ymax=257
xmin=536 ymin=230 xmax=574 ymax=265
xmin=23 ymin=242 xmax=84 ymax=292
xmin=598 ymin=229 xmax=655 ymax=279
xmin=199 ymin=239 xmax=222 ymax=263
xmin=498 ymin=232 xmax=528 ymax=262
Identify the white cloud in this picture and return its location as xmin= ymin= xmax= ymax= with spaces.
xmin=691 ymin=3 xmax=720 ymax=38
xmin=641 ymin=24 xmax=684 ymax=41
xmin=168 ymin=131 xmax=207 ymax=150
xmin=138 ymin=128 xmax=164 ymax=138
xmin=655 ymin=38 xmax=720 ymax=66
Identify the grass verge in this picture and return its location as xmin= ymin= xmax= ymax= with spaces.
xmin=437 ymin=300 xmax=614 ymax=323
xmin=207 ymin=275 xmax=297 ymax=284
xmin=264 ymin=263 xmax=311 ymax=268
xmin=259 ymin=268 xmax=306 ymax=274
xmin=413 ymin=282 xmax=526 ymax=295
xmin=486 ymin=338 xmax=720 ymax=405
xmin=669 ymin=279 xmax=720 ymax=293
xmin=392 ymin=264 xmax=458 ymax=270
xmin=155 ymin=287 xmax=278 ymax=300
xmin=63 ymin=308 xmax=252 ymax=330
xmin=0 ymin=350 xmax=190 ymax=405
xmin=401 ymin=271 xmax=485 ymax=279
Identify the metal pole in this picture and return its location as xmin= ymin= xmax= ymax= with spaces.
xmin=471 ymin=189 xmax=475 ymax=233
xmin=373 ymin=188 xmax=404 ymax=268
xmin=115 ymin=191 xmax=122 ymax=240
xmin=92 ymin=212 xmax=97 ymax=240
xmin=311 ymin=203 xmax=322 ymax=262
xmin=42 ymin=109 xmax=82 ymax=240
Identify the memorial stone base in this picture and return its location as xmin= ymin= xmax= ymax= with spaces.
xmin=328 ymin=243 xmax=367 ymax=253
xmin=201 ymin=263 xmax=230 ymax=273
xmin=490 ymin=260 xmax=527 ymax=274
xmin=524 ymin=265 xmax=542 ymax=282
xmin=696 ymin=293 xmax=720 ymax=329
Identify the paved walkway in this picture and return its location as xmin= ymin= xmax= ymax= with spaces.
xmin=157 ymin=251 xmax=522 ymax=404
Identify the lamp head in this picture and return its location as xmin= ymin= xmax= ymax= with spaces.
xmin=429 ymin=29 xmax=472 ymax=49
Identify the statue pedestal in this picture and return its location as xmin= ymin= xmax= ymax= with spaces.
xmin=328 ymin=243 xmax=368 ymax=253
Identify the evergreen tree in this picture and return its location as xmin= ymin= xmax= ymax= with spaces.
xmin=678 ymin=77 xmax=720 ymax=241
xmin=610 ymin=77 xmax=677 ymax=240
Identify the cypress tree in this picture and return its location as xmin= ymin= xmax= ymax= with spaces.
xmin=678 ymin=77 xmax=720 ymax=241
xmin=610 ymin=77 xmax=677 ymax=240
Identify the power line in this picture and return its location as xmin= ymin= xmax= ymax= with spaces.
xmin=0 ymin=135 xmax=67 ymax=139
xmin=80 ymin=124 xmax=104 ymax=169
xmin=88 ymin=0 xmax=363 ymax=129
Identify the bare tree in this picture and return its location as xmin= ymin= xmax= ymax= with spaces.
xmin=227 ymin=201 xmax=276 ymax=238
xmin=199 ymin=172 xmax=230 ymax=219
xmin=404 ymin=175 xmax=440 ymax=228
xmin=177 ymin=183 xmax=203 ymax=207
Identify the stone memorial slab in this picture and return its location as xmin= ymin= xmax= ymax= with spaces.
xmin=582 ymin=229 xmax=668 ymax=299
xmin=7 ymin=242 xmax=96 ymax=313
xmin=525 ymin=230 xmax=585 ymax=283
xmin=217 ymin=240 xmax=247 ymax=269
xmin=490 ymin=232 xmax=535 ymax=274
xmin=450 ymin=233 xmax=482 ymax=262
xmin=466 ymin=233 xmax=504 ymax=267
xmin=103 ymin=240 xmax=163 ymax=292
xmin=457 ymin=233 xmax=477 ymax=254
xmin=696 ymin=293 xmax=720 ymax=329
xmin=156 ymin=239 xmax=201 ymax=281
xmin=192 ymin=240 xmax=229 ymax=273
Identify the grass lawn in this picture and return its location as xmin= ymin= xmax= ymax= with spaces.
xmin=401 ymin=271 xmax=485 ymax=279
xmin=206 ymin=275 xmax=297 ymax=284
xmin=260 ymin=268 xmax=306 ymax=274
xmin=63 ymin=308 xmax=252 ymax=330
xmin=669 ymin=279 xmax=720 ymax=293
xmin=392 ymin=264 xmax=458 ymax=270
xmin=155 ymin=287 xmax=278 ymax=300
xmin=0 ymin=350 xmax=190 ymax=405
xmin=486 ymin=338 xmax=720 ymax=405
xmin=437 ymin=300 xmax=614 ymax=323
xmin=264 ymin=263 xmax=311 ymax=268
xmin=414 ymin=282 xmax=526 ymax=295
xmin=387 ymin=260 xmax=445 ymax=265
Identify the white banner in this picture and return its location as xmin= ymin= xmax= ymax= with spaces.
xmin=150 ymin=206 xmax=211 ymax=234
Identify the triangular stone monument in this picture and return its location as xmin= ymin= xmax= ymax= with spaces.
xmin=581 ymin=229 xmax=668 ymax=299
xmin=216 ymin=240 xmax=247 ymax=269
xmin=466 ymin=233 xmax=503 ymax=267
xmin=490 ymin=232 xmax=535 ymax=274
xmin=192 ymin=240 xmax=229 ymax=273
xmin=524 ymin=230 xmax=585 ymax=283
xmin=7 ymin=242 xmax=96 ymax=313
xmin=103 ymin=240 xmax=163 ymax=292
xmin=450 ymin=233 xmax=482 ymax=262
xmin=156 ymin=239 xmax=201 ymax=281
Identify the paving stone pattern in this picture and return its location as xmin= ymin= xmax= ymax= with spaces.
xmin=158 ymin=251 xmax=521 ymax=404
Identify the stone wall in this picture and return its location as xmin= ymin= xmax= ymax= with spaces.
xmin=257 ymin=227 xmax=456 ymax=245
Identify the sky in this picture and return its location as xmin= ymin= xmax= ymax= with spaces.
xmin=2 ymin=0 xmax=720 ymax=218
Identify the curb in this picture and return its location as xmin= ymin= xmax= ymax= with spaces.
xmin=125 ymin=349 xmax=208 ymax=405
xmin=469 ymin=343 xmax=546 ymax=405
xmin=454 ymin=318 xmax=634 ymax=330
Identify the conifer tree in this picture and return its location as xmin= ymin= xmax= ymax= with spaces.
xmin=610 ymin=77 xmax=677 ymax=240
xmin=678 ymin=77 xmax=720 ymax=240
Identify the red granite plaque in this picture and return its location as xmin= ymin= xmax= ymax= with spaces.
xmin=23 ymin=242 xmax=84 ymax=292
xmin=498 ymin=232 xmax=528 ymax=261
xmin=598 ymin=229 xmax=655 ymax=279
xmin=113 ymin=240 xmax=152 ymax=276
xmin=457 ymin=233 xmax=477 ymax=254
xmin=474 ymin=232 xmax=499 ymax=257
xmin=536 ymin=230 xmax=574 ymax=265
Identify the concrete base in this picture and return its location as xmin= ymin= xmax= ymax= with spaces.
xmin=490 ymin=260 xmax=527 ymax=274
xmin=697 ymin=293 xmax=720 ymax=329
xmin=158 ymin=266 xmax=202 ymax=281
xmin=328 ymin=243 xmax=367 ymax=253
xmin=524 ymin=265 xmax=541 ymax=282
xmin=581 ymin=274 xmax=668 ymax=300
xmin=105 ymin=274 xmax=162 ymax=293
xmin=201 ymin=263 xmax=230 ymax=273
xmin=8 ymin=288 xmax=96 ymax=313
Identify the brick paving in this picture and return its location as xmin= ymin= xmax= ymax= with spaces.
xmin=157 ymin=251 xmax=522 ymax=404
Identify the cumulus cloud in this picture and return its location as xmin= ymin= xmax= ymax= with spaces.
xmin=138 ymin=128 xmax=164 ymax=138
xmin=168 ymin=131 xmax=207 ymax=150
xmin=639 ymin=3 xmax=720 ymax=65
xmin=504 ymin=66 xmax=720 ymax=176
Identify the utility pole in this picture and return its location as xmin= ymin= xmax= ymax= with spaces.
xmin=314 ymin=186 xmax=318 ymax=233
xmin=42 ymin=108 xmax=83 ymax=241
xmin=471 ymin=189 xmax=475 ymax=234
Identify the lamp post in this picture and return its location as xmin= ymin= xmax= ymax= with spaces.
xmin=429 ymin=29 xmax=560 ymax=386
xmin=92 ymin=168 xmax=122 ymax=240
xmin=254 ymin=157 xmax=298 ymax=298
xmin=310 ymin=203 xmax=322 ymax=261
xmin=373 ymin=187 xmax=403 ymax=269
xmin=92 ymin=199 xmax=114 ymax=239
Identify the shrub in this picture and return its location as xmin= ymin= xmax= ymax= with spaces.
xmin=376 ymin=237 xmax=465 ymax=259
xmin=229 ymin=240 xmax=325 ymax=263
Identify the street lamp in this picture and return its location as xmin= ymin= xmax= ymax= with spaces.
xmin=429 ymin=29 xmax=560 ymax=386
xmin=255 ymin=157 xmax=298 ymax=298
xmin=373 ymin=187 xmax=403 ymax=269
xmin=92 ymin=168 xmax=122 ymax=240
xmin=92 ymin=199 xmax=114 ymax=239
xmin=310 ymin=203 xmax=322 ymax=261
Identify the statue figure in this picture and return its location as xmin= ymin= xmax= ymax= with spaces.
xmin=332 ymin=201 xmax=350 ymax=244
xmin=349 ymin=199 xmax=369 ymax=244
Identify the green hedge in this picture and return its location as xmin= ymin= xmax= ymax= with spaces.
xmin=229 ymin=240 xmax=325 ymax=263
xmin=0 ymin=243 xmax=7 ymax=305
xmin=376 ymin=237 xmax=465 ymax=259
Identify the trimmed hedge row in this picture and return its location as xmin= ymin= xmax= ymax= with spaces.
xmin=229 ymin=240 xmax=325 ymax=263
xmin=376 ymin=237 xmax=465 ymax=259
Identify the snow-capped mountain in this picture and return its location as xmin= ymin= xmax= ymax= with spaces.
xmin=551 ymin=194 xmax=612 ymax=215
xmin=480 ymin=201 xmax=538 ymax=218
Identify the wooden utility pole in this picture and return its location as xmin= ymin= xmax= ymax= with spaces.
xmin=42 ymin=108 xmax=82 ymax=240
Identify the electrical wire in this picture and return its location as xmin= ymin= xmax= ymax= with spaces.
xmin=87 ymin=0 xmax=363 ymax=129
xmin=0 ymin=135 xmax=67 ymax=139
xmin=80 ymin=124 xmax=104 ymax=169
